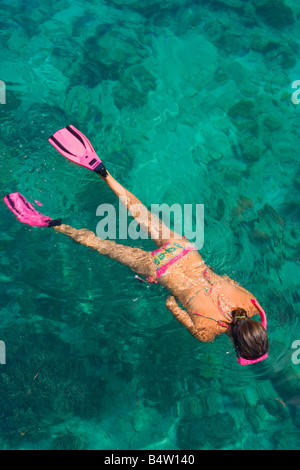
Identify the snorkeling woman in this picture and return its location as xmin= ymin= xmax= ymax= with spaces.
xmin=4 ymin=125 xmax=269 ymax=365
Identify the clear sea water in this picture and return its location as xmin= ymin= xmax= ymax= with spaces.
xmin=0 ymin=0 xmax=300 ymax=451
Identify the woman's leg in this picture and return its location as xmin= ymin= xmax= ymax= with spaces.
xmin=99 ymin=172 xmax=183 ymax=247
xmin=53 ymin=224 xmax=157 ymax=279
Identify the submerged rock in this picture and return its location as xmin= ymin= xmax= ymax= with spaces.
xmin=113 ymin=64 xmax=156 ymax=109
xmin=228 ymin=100 xmax=255 ymax=120
xmin=177 ymin=412 xmax=235 ymax=449
xmin=215 ymin=0 xmax=245 ymax=7
xmin=86 ymin=29 xmax=148 ymax=82
xmin=263 ymin=43 xmax=297 ymax=70
xmin=258 ymin=203 xmax=284 ymax=228
xmin=203 ymin=0 xmax=245 ymax=8
xmin=247 ymin=403 xmax=277 ymax=433
xmin=225 ymin=61 xmax=250 ymax=86
xmin=203 ymin=20 xmax=224 ymax=41
xmin=275 ymin=429 xmax=300 ymax=450
xmin=233 ymin=195 xmax=254 ymax=217
xmin=254 ymin=0 xmax=295 ymax=28
xmin=240 ymin=136 xmax=266 ymax=163
xmin=64 ymin=85 xmax=91 ymax=123
xmin=250 ymin=227 xmax=272 ymax=243
xmin=216 ymin=198 xmax=226 ymax=221
xmin=263 ymin=114 xmax=282 ymax=131
xmin=249 ymin=203 xmax=285 ymax=245
xmin=239 ymin=81 xmax=259 ymax=98
xmin=250 ymin=32 xmax=268 ymax=52
xmin=108 ymin=0 xmax=189 ymax=10
xmin=7 ymin=29 xmax=30 ymax=53
xmin=217 ymin=33 xmax=244 ymax=55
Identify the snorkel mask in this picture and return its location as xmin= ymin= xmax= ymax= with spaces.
xmin=236 ymin=299 xmax=268 ymax=366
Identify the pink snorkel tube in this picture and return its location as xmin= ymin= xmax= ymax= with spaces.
xmin=236 ymin=299 xmax=268 ymax=366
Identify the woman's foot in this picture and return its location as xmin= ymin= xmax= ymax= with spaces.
xmin=48 ymin=125 xmax=108 ymax=177
xmin=4 ymin=193 xmax=61 ymax=227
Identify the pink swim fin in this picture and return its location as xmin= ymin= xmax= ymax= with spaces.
xmin=4 ymin=193 xmax=61 ymax=227
xmin=48 ymin=125 xmax=108 ymax=177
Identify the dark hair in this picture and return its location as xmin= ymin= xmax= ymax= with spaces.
xmin=231 ymin=308 xmax=269 ymax=360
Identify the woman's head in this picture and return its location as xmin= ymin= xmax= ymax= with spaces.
xmin=231 ymin=308 xmax=269 ymax=363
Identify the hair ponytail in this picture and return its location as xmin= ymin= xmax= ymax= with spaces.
xmin=231 ymin=307 xmax=247 ymax=327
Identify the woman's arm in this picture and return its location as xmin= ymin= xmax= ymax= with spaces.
xmin=165 ymin=296 xmax=218 ymax=342
xmin=165 ymin=296 xmax=197 ymax=335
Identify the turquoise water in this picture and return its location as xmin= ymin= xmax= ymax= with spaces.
xmin=0 ymin=0 xmax=300 ymax=450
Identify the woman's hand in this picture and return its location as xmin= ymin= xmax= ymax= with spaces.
xmin=165 ymin=295 xmax=199 ymax=338
xmin=165 ymin=295 xmax=177 ymax=310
